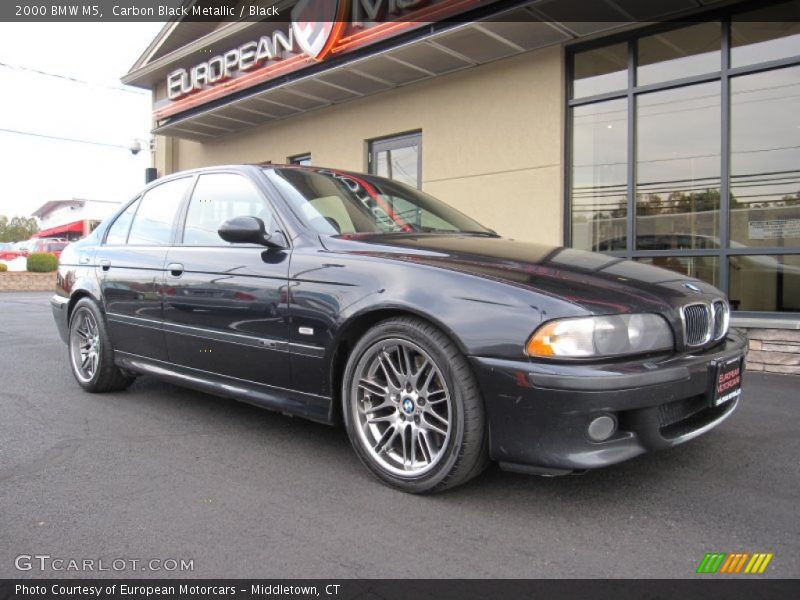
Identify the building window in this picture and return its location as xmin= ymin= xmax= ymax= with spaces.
xmin=730 ymin=3 xmax=800 ymax=67
xmin=636 ymin=22 xmax=721 ymax=86
xmin=572 ymin=42 xmax=627 ymax=99
xmin=567 ymin=0 xmax=800 ymax=315
xmin=289 ymin=153 xmax=311 ymax=166
xmin=570 ymin=99 xmax=627 ymax=251
xmin=368 ymin=132 xmax=422 ymax=189
xmin=636 ymin=81 xmax=721 ymax=250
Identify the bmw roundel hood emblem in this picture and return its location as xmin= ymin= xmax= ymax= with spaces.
xmin=683 ymin=282 xmax=702 ymax=294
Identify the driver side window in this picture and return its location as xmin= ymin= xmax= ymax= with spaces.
xmin=182 ymin=173 xmax=274 ymax=246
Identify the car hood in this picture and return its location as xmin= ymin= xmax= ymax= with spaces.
xmin=321 ymin=233 xmax=719 ymax=315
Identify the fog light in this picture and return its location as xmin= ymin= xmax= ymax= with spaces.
xmin=587 ymin=415 xmax=617 ymax=442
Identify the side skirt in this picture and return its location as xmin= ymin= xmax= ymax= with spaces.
xmin=114 ymin=350 xmax=334 ymax=426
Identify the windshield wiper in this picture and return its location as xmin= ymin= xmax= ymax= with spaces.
xmin=458 ymin=230 xmax=499 ymax=236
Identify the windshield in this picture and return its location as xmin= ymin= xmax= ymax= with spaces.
xmin=265 ymin=167 xmax=492 ymax=236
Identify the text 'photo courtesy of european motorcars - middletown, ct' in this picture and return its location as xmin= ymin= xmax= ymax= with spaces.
xmin=50 ymin=165 xmax=745 ymax=493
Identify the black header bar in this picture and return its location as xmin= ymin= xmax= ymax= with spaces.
xmin=2 ymin=0 xmax=799 ymax=23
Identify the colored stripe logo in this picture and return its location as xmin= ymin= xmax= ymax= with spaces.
xmin=697 ymin=552 xmax=773 ymax=574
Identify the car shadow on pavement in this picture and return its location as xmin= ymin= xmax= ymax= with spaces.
xmin=112 ymin=374 xmax=753 ymax=509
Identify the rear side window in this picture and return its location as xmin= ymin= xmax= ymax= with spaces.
xmin=182 ymin=173 xmax=273 ymax=246
xmin=128 ymin=178 xmax=191 ymax=246
xmin=105 ymin=198 xmax=141 ymax=245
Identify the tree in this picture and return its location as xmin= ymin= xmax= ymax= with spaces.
xmin=0 ymin=215 xmax=39 ymax=242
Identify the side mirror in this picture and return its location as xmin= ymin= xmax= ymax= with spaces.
xmin=218 ymin=216 xmax=283 ymax=248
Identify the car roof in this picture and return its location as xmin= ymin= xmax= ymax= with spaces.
xmin=257 ymin=164 xmax=382 ymax=181
xmin=157 ymin=163 xmax=375 ymax=181
xmin=138 ymin=164 xmax=395 ymax=203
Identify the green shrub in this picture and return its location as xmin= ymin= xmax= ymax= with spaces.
xmin=26 ymin=252 xmax=58 ymax=272
xmin=0 ymin=263 xmax=7 ymax=272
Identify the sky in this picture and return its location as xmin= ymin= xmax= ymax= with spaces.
xmin=0 ymin=22 xmax=165 ymax=219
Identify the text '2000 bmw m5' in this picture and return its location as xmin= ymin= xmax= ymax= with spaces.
xmin=51 ymin=165 xmax=746 ymax=493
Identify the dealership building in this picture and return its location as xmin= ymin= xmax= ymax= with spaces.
xmin=122 ymin=0 xmax=800 ymax=372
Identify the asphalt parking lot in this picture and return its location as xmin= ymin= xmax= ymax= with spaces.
xmin=1 ymin=291 xmax=798 ymax=579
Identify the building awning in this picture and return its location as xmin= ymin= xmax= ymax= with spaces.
xmin=134 ymin=0 xmax=733 ymax=142
xmin=152 ymin=13 xmax=571 ymax=140
xmin=33 ymin=221 xmax=85 ymax=238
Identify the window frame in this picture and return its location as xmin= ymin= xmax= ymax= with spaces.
xmin=288 ymin=153 xmax=312 ymax=166
xmin=564 ymin=1 xmax=800 ymax=317
xmin=368 ymin=131 xmax=423 ymax=190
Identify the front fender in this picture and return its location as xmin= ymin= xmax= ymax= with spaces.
xmin=302 ymin=251 xmax=580 ymax=361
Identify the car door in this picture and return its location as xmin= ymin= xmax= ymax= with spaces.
xmin=162 ymin=171 xmax=292 ymax=389
xmin=98 ymin=177 xmax=192 ymax=361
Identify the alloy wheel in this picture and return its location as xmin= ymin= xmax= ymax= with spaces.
xmin=350 ymin=338 xmax=452 ymax=477
xmin=70 ymin=310 xmax=100 ymax=383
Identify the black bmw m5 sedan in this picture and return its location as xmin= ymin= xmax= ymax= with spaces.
xmin=51 ymin=165 xmax=746 ymax=492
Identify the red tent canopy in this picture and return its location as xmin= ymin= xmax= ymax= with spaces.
xmin=32 ymin=220 xmax=84 ymax=238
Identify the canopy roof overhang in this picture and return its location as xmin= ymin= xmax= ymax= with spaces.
xmin=123 ymin=0 xmax=736 ymax=142
xmin=32 ymin=199 xmax=85 ymax=220
xmin=32 ymin=221 xmax=85 ymax=238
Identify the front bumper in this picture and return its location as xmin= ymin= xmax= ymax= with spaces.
xmin=470 ymin=329 xmax=747 ymax=473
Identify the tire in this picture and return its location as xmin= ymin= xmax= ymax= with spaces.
xmin=342 ymin=317 xmax=488 ymax=493
xmin=68 ymin=298 xmax=135 ymax=393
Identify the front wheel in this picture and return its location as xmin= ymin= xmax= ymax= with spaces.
xmin=68 ymin=298 xmax=135 ymax=393
xmin=342 ymin=317 xmax=488 ymax=493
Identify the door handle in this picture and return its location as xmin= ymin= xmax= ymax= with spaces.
xmin=99 ymin=259 xmax=111 ymax=271
xmin=167 ymin=263 xmax=184 ymax=277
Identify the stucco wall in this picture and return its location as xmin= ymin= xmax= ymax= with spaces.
xmin=160 ymin=45 xmax=565 ymax=245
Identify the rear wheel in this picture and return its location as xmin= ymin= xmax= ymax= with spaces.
xmin=68 ymin=298 xmax=134 ymax=393
xmin=342 ymin=317 xmax=488 ymax=493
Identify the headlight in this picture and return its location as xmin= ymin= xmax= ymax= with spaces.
xmin=526 ymin=314 xmax=674 ymax=358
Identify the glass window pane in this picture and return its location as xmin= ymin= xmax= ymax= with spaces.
xmin=637 ymin=256 xmax=720 ymax=288
xmin=128 ymin=178 xmax=190 ymax=246
xmin=570 ymin=99 xmax=628 ymax=251
xmin=636 ymin=82 xmax=721 ymax=250
xmin=731 ymin=1 xmax=800 ymax=68
xmin=730 ymin=66 xmax=800 ymax=249
xmin=729 ymin=254 xmax=800 ymax=311
xmin=374 ymin=145 xmax=419 ymax=188
xmin=105 ymin=199 xmax=140 ymax=245
xmin=183 ymin=174 xmax=272 ymax=246
xmin=573 ymin=43 xmax=628 ymax=99
xmin=267 ymin=168 xmax=489 ymax=235
xmin=637 ymin=23 xmax=721 ymax=86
